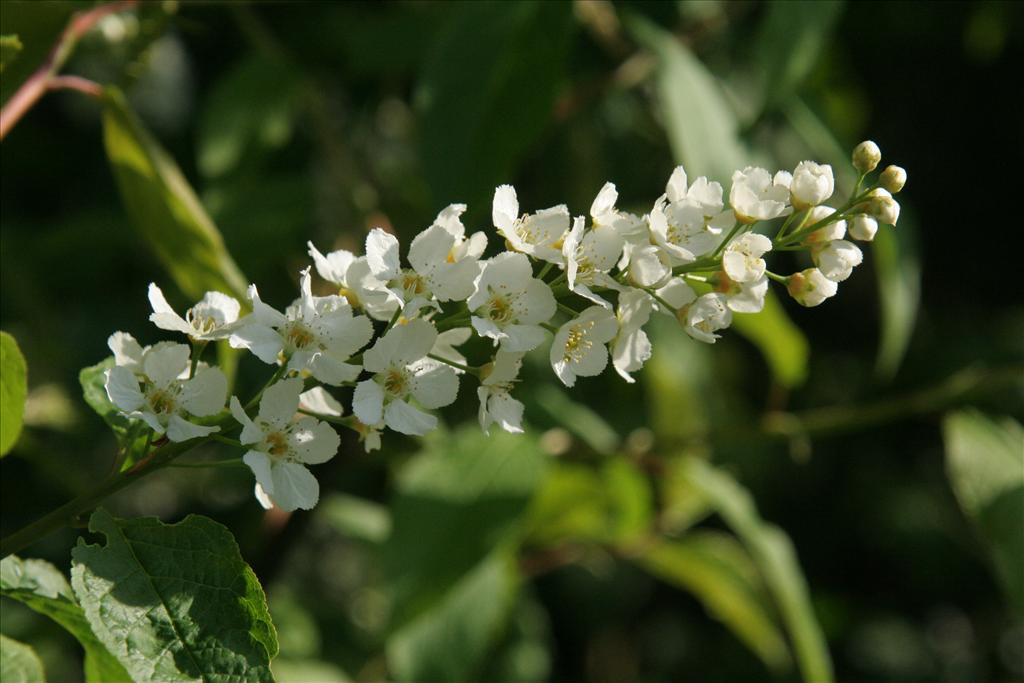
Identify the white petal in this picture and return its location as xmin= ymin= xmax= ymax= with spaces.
xmin=289 ymin=417 xmax=340 ymax=465
xmin=244 ymin=451 xmax=275 ymax=494
xmin=247 ymin=284 xmax=287 ymax=327
xmin=270 ymin=462 xmax=320 ymax=512
xmin=517 ymin=279 xmax=557 ymax=325
xmin=488 ymin=392 xmax=525 ymax=434
xmin=666 ymin=166 xmax=688 ymax=203
xmin=147 ymin=284 xmax=192 ymax=335
xmin=165 ymin=415 xmax=219 ymax=442
xmin=105 ymin=366 xmax=144 ymax=412
xmin=366 ymin=228 xmax=402 ymax=282
xmin=409 ymin=361 xmax=459 ymax=409
xmin=178 ymin=367 xmax=228 ymax=416
xmin=108 ymin=331 xmax=144 ymax=370
xmin=409 ymin=224 xmax=455 ymax=274
xmin=501 ymin=324 xmax=546 ymax=353
xmin=492 ymin=184 xmax=519 ymax=231
xmin=299 ymin=387 xmax=344 ymax=417
xmin=353 ymin=379 xmax=385 ymax=426
xmin=143 ymin=343 xmax=191 ymax=388
xmin=230 ymin=396 xmax=264 ymax=445
xmin=590 ymin=182 xmax=618 ymax=218
xmin=229 ymin=324 xmax=284 ymax=365
xmin=433 ymin=203 xmax=468 ymax=240
xmin=384 ymin=399 xmax=437 ymax=436
xmin=308 ymin=354 xmax=362 ymax=385
xmin=258 ymin=378 xmax=303 ymax=429
xmin=254 ymin=483 xmax=274 ymax=510
xmin=307 ymin=241 xmax=355 ymax=284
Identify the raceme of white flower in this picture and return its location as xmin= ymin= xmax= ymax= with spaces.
xmin=100 ymin=141 xmax=904 ymax=511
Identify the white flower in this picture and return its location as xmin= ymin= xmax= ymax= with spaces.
xmin=653 ymin=277 xmax=697 ymax=315
xmin=813 ymin=240 xmax=863 ymax=282
xmin=477 ymin=351 xmax=525 ymax=434
xmin=230 ymin=269 xmax=373 ymax=385
xmin=848 ymin=214 xmax=879 ymax=242
xmin=492 ymin=184 xmax=570 ymax=264
xmin=730 ymin=167 xmax=792 ymax=223
xmin=867 ymin=188 xmax=900 ymax=225
xmin=563 ymin=216 xmax=624 ymax=307
xmin=679 ymin=293 xmax=732 ymax=344
xmin=665 ymin=166 xmax=724 ymax=215
xmin=148 ymin=284 xmax=241 ymax=341
xmin=550 ymin=306 xmax=618 ymax=387
xmin=621 ymin=240 xmax=671 ymax=289
xmin=468 ymin=252 xmax=556 ymax=352
xmin=307 ymin=242 xmax=398 ymax=321
xmin=802 ymin=206 xmax=847 ymax=246
xmin=611 ymin=288 xmax=653 ymax=383
xmin=365 ymin=210 xmax=485 ymax=316
xmin=108 ymin=331 xmax=147 ymax=374
xmin=298 ymin=386 xmax=344 ymax=417
xmin=230 ymin=378 xmax=339 ymax=512
xmin=722 ymin=232 xmax=772 ymax=284
xmin=787 ymin=268 xmax=838 ymax=307
xmin=105 ymin=339 xmax=227 ymax=442
xmin=353 ymin=319 xmax=458 ymax=436
xmin=590 ymin=182 xmax=645 ymax=239
xmin=430 ymin=327 xmax=473 ymax=372
xmin=790 ymin=161 xmax=835 ymax=209
xmin=717 ymin=272 xmax=769 ymax=314
xmin=650 ymin=198 xmax=732 ymax=265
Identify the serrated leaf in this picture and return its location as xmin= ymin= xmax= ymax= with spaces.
xmin=102 ymin=86 xmax=248 ymax=301
xmin=388 ymin=552 xmax=518 ymax=683
xmin=70 ymin=510 xmax=278 ymax=683
xmin=384 ymin=427 xmax=546 ymax=625
xmin=731 ymin=290 xmax=809 ymax=388
xmin=416 ymin=1 xmax=574 ymax=211
xmin=1 ymin=331 xmax=27 ymax=456
xmin=943 ymin=410 xmax=1024 ymax=614
xmin=0 ymin=555 xmax=131 ymax=683
xmin=0 ymin=34 xmax=22 ymax=73
xmin=0 ymin=634 xmax=45 ymax=683
xmin=752 ymin=1 xmax=845 ymax=113
xmin=638 ymin=531 xmax=790 ymax=672
xmin=678 ymin=457 xmax=834 ymax=683
xmin=627 ymin=14 xmax=745 ymax=184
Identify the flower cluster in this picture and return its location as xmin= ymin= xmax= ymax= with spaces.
xmin=103 ymin=141 xmax=905 ymax=511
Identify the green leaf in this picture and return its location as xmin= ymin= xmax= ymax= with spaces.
xmin=1 ymin=555 xmax=131 ymax=683
xmin=872 ymin=218 xmax=920 ymax=380
xmin=627 ymin=14 xmax=746 ymax=184
xmin=197 ymin=54 xmax=301 ymax=179
xmin=0 ymin=634 xmax=45 ymax=683
xmin=79 ymin=358 xmax=130 ymax=440
xmin=320 ymin=493 xmax=392 ymax=545
xmin=70 ymin=509 xmax=278 ymax=683
xmin=533 ymin=384 xmax=620 ymax=454
xmin=752 ymin=1 xmax=844 ymax=114
xmin=678 ymin=458 xmax=834 ymax=683
xmin=0 ymin=34 xmax=22 ymax=73
xmin=0 ymin=331 xmax=27 ymax=456
xmin=638 ymin=532 xmax=791 ymax=672
xmin=383 ymin=427 xmax=546 ymax=624
xmin=731 ymin=289 xmax=810 ymax=388
xmin=388 ymin=552 xmax=519 ymax=683
xmin=943 ymin=410 xmax=1024 ymax=614
xmin=101 ymin=86 xmax=248 ymax=301
xmin=417 ymin=1 xmax=574 ymax=210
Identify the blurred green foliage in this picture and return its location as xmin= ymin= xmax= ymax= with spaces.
xmin=2 ymin=1 xmax=1023 ymax=682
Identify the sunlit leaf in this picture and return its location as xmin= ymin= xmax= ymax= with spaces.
xmin=732 ymin=290 xmax=810 ymax=388
xmin=388 ymin=552 xmax=518 ymax=683
xmin=0 ymin=34 xmax=22 ymax=73
xmin=417 ymin=1 xmax=574 ymax=211
xmin=320 ymin=493 xmax=392 ymax=545
xmin=102 ymin=86 xmax=248 ymax=301
xmin=678 ymin=457 xmax=834 ymax=683
xmin=0 ymin=635 xmax=44 ymax=683
xmin=752 ymin=1 xmax=845 ymax=113
xmin=383 ymin=427 xmax=546 ymax=624
xmin=638 ymin=531 xmax=791 ymax=672
xmin=0 ymin=331 xmax=27 ymax=456
xmin=70 ymin=510 xmax=278 ymax=683
xmin=943 ymin=410 xmax=1024 ymax=614
xmin=627 ymin=14 xmax=745 ymax=184
xmin=0 ymin=555 xmax=131 ymax=683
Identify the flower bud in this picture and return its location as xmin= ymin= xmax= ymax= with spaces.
xmin=787 ymin=268 xmax=838 ymax=307
xmin=790 ymin=161 xmax=835 ymax=209
xmin=852 ymin=140 xmax=881 ymax=173
xmin=879 ymin=165 xmax=907 ymax=193
xmin=867 ymin=188 xmax=900 ymax=225
xmin=848 ymin=214 xmax=879 ymax=241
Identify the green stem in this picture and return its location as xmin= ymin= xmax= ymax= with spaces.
xmin=765 ymin=270 xmax=790 ymax=284
xmin=557 ymin=302 xmax=580 ymax=317
xmin=537 ymin=262 xmax=554 ymax=280
xmin=189 ymin=339 xmax=209 ymax=379
xmin=209 ymin=434 xmax=243 ymax=448
xmin=644 ymin=288 xmax=678 ymax=313
xmin=245 ymin=363 xmax=289 ymax=411
xmin=710 ymin=220 xmax=746 ymax=259
xmin=427 ymin=353 xmax=479 ymax=376
xmin=167 ymin=458 xmax=245 ymax=469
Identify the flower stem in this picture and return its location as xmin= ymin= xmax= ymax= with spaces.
xmin=710 ymin=220 xmax=745 ymax=260
xmin=427 ymin=353 xmax=479 ymax=376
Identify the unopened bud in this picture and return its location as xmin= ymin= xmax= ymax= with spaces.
xmin=787 ymin=268 xmax=838 ymax=308
xmin=867 ymin=188 xmax=900 ymax=225
xmin=848 ymin=214 xmax=879 ymax=241
xmin=879 ymin=165 xmax=907 ymax=193
xmin=852 ymin=140 xmax=881 ymax=173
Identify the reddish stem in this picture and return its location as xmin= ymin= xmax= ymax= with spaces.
xmin=0 ymin=0 xmax=136 ymax=140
